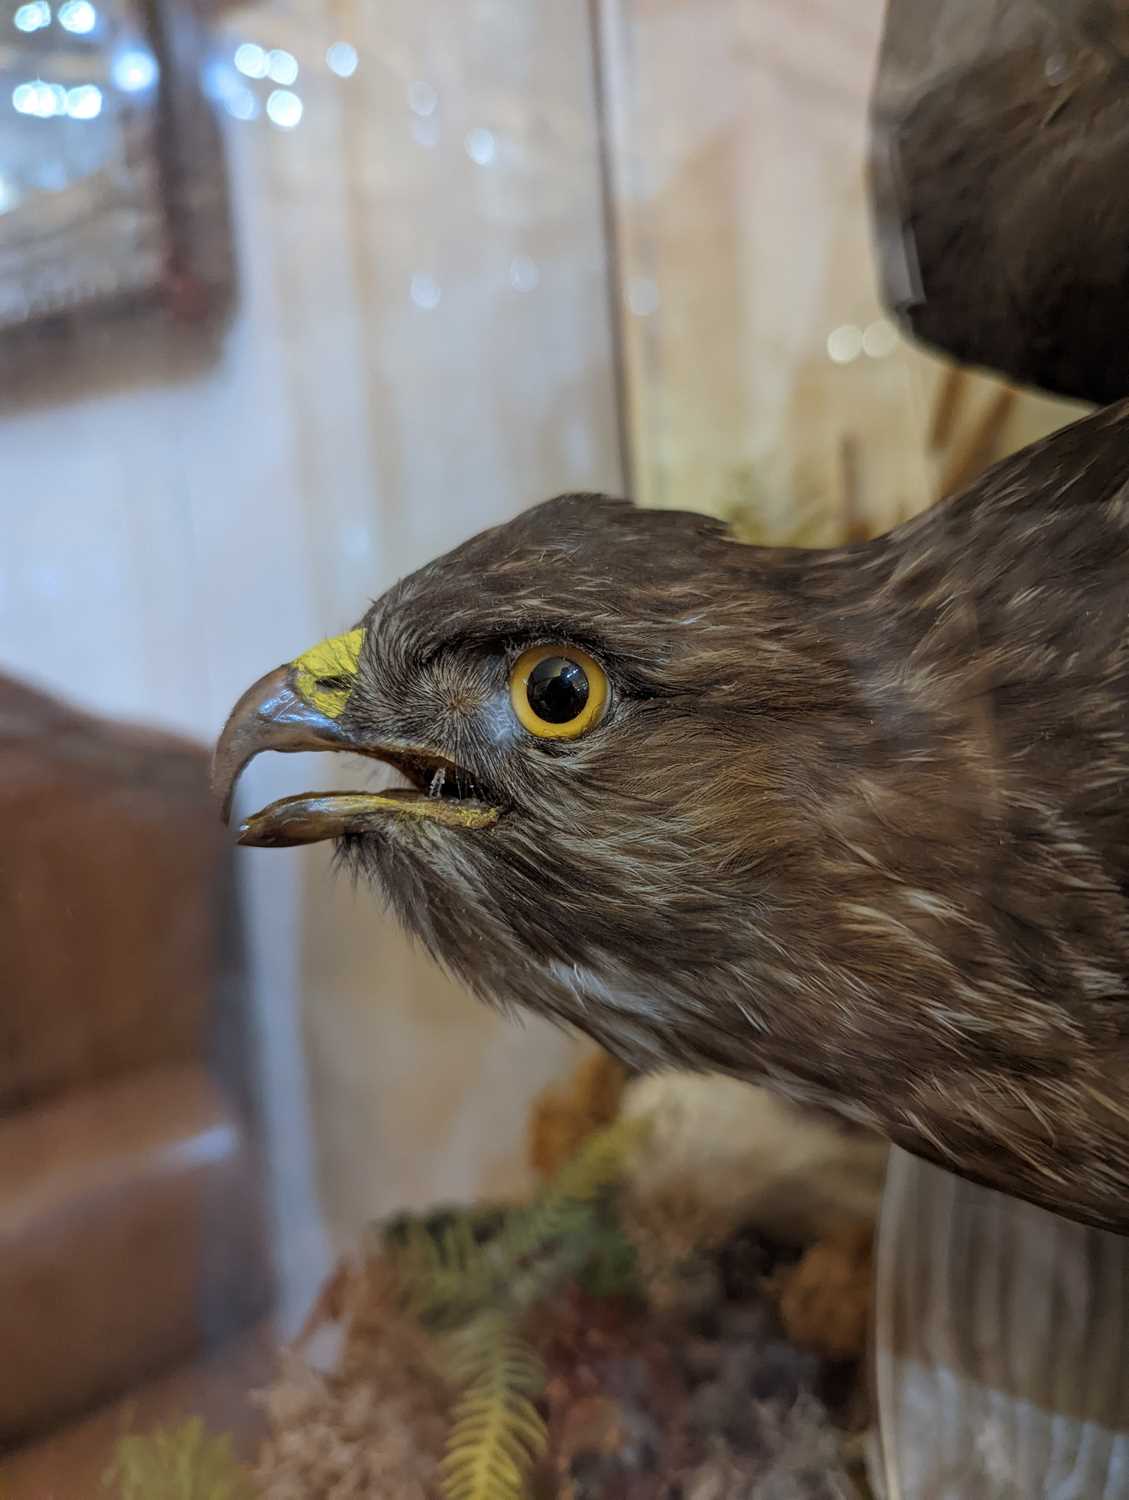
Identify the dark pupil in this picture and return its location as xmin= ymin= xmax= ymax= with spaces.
xmin=526 ymin=656 xmax=589 ymax=723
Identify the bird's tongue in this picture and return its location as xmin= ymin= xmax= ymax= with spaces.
xmin=237 ymin=788 xmax=500 ymax=847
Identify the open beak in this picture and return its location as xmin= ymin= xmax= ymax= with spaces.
xmin=211 ymin=630 xmax=500 ymax=846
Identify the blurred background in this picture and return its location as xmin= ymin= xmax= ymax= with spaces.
xmin=0 ymin=0 xmax=1087 ymax=1491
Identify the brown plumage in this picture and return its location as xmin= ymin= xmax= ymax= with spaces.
xmin=214 ymin=400 xmax=1129 ymax=1233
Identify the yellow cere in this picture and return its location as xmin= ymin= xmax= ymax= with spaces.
xmin=292 ymin=628 xmax=365 ymax=719
xmin=509 ymin=643 xmax=609 ymax=740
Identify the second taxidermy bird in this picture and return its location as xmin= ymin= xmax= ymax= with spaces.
xmin=214 ymin=401 xmax=1129 ymax=1235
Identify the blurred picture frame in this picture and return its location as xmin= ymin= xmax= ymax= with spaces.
xmin=0 ymin=0 xmax=234 ymax=347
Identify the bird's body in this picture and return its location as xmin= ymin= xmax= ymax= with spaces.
xmin=215 ymin=400 xmax=1129 ymax=1233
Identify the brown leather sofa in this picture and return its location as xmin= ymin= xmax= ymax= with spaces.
xmin=0 ymin=671 xmax=271 ymax=1446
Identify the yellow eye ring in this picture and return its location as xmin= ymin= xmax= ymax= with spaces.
xmin=509 ymin=644 xmax=608 ymax=740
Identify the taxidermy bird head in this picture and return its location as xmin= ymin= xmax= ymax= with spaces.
xmin=214 ymin=401 xmax=1129 ymax=1235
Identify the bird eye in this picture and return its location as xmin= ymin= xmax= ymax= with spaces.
xmin=509 ymin=645 xmax=608 ymax=739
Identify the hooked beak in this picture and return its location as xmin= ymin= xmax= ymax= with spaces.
xmin=211 ymin=630 xmax=500 ymax=846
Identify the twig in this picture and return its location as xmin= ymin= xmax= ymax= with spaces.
xmin=839 ymin=433 xmax=867 ymax=543
xmin=941 ymin=387 xmax=1017 ymax=495
xmin=928 ymin=366 xmax=967 ymax=453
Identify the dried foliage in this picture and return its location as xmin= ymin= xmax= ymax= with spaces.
xmin=528 ymin=1051 xmax=629 ymax=1179
xmin=769 ymin=1226 xmax=874 ymax=1363
xmin=250 ymin=1083 xmax=876 ymax=1499
xmin=254 ymin=1314 xmax=449 ymax=1500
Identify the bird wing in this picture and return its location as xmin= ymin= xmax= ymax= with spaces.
xmin=874 ymin=1149 xmax=1129 ymax=1498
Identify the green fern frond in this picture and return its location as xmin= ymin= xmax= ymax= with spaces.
xmin=438 ymin=1315 xmax=548 ymax=1500
xmin=391 ymin=1212 xmax=496 ymax=1326
xmin=103 ymin=1418 xmax=255 ymax=1500
xmin=496 ymin=1115 xmax=649 ymax=1273
xmin=574 ymin=1216 xmax=641 ymax=1300
xmin=385 ymin=1117 xmax=647 ymax=1333
xmin=379 ymin=1117 xmax=648 ymax=1499
xmin=445 ymin=1317 xmax=545 ymax=1391
xmin=552 ymin=1114 xmax=648 ymax=1200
